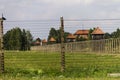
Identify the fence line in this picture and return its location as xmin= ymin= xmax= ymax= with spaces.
xmin=31 ymin=44 xmax=61 ymax=52
xmin=31 ymin=38 xmax=120 ymax=54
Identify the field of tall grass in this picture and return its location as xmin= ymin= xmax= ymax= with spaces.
xmin=0 ymin=51 xmax=120 ymax=80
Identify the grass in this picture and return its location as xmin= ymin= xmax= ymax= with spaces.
xmin=0 ymin=51 xmax=120 ymax=80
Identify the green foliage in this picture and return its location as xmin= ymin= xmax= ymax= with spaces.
xmin=64 ymin=32 xmax=70 ymax=43
xmin=26 ymin=30 xmax=33 ymax=49
xmin=88 ymin=28 xmax=95 ymax=40
xmin=47 ymin=28 xmax=59 ymax=43
xmin=104 ymin=33 xmax=111 ymax=39
xmin=48 ymin=28 xmax=69 ymax=43
xmin=104 ymin=28 xmax=120 ymax=39
xmin=111 ymin=28 xmax=120 ymax=38
xmin=4 ymin=27 xmax=33 ymax=50
xmin=76 ymin=36 xmax=87 ymax=41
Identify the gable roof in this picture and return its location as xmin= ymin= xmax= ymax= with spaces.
xmin=42 ymin=39 xmax=47 ymax=43
xmin=74 ymin=30 xmax=89 ymax=35
xmin=36 ymin=38 xmax=41 ymax=42
xmin=67 ymin=34 xmax=76 ymax=39
xmin=49 ymin=37 xmax=56 ymax=42
xmin=92 ymin=27 xmax=104 ymax=35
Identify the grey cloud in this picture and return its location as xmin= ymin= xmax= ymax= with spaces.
xmin=0 ymin=0 xmax=120 ymax=39
xmin=0 ymin=0 xmax=120 ymax=20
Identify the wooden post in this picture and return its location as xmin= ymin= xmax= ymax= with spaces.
xmin=0 ymin=17 xmax=5 ymax=73
xmin=118 ymin=38 xmax=120 ymax=53
xmin=60 ymin=17 xmax=65 ymax=72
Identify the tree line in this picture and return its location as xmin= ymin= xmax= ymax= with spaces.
xmin=4 ymin=27 xmax=33 ymax=50
xmin=47 ymin=27 xmax=94 ymax=43
xmin=104 ymin=28 xmax=120 ymax=39
xmin=3 ymin=27 xmax=120 ymax=50
xmin=47 ymin=27 xmax=120 ymax=43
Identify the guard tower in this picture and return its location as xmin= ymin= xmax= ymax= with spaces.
xmin=49 ymin=37 xmax=56 ymax=44
xmin=92 ymin=27 xmax=104 ymax=40
xmin=91 ymin=27 xmax=105 ymax=52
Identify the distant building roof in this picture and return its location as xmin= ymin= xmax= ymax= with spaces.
xmin=49 ymin=37 xmax=56 ymax=42
xmin=36 ymin=38 xmax=41 ymax=42
xmin=42 ymin=39 xmax=47 ymax=43
xmin=67 ymin=34 xmax=76 ymax=39
xmin=92 ymin=27 xmax=104 ymax=35
xmin=74 ymin=30 xmax=89 ymax=35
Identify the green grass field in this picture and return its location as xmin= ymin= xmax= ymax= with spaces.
xmin=0 ymin=51 xmax=120 ymax=80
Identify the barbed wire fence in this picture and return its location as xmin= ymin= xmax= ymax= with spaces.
xmin=30 ymin=18 xmax=120 ymax=53
xmin=1 ymin=17 xmax=120 ymax=74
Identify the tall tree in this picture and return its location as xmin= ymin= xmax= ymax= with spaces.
xmin=88 ymin=28 xmax=95 ymax=40
xmin=48 ymin=28 xmax=57 ymax=43
xmin=48 ymin=27 xmax=69 ymax=44
xmin=26 ymin=30 xmax=33 ymax=50
xmin=21 ymin=29 xmax=27 ymax=50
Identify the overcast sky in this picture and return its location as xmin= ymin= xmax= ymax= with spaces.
xmin=0 ymin=0 xmax=120 ymax=39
